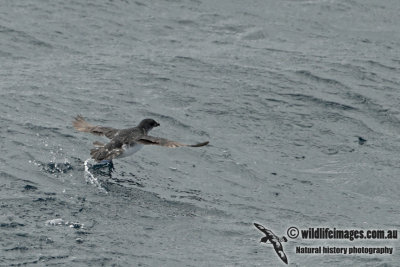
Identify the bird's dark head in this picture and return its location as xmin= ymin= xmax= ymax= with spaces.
xmin=138 ymin=118 xmax=160 ymax=132
xmin=260 ymin=236 xmax=269 ymax=243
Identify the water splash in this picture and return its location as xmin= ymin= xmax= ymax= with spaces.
xmin=45 ymin=218 xmax=83 ymax=229
xmin=84 ymin=158 xmax=107 ymax=193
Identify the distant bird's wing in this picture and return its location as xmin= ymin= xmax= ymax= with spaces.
xmin=93 ymin=141 xmax=105 ymax=147
xmin=272 ymin=243 xmax=288 ymax=264
xmin=90 ymin=140 xmax=124 ymax=161
xmin=73 ymin=115 xmax=119 ymax=139
xmin=90 ymin=147 xmax=124 ymax=161
xmin=254 ymin=223 xmax=269 ymax=234
xmin=137 ymin=136 xmax=209 ymax=148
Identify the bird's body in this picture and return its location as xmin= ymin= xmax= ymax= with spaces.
xmin=73 ymin=115 xmax=209 ymax=162
xmin=254 ymin=223 xmax=288 ymax=265
xmin=120 ymin=143 xmax=144 ymax=158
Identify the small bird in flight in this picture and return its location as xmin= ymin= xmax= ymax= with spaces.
xmin=254 ymin=223 xmax=288 ymax=265
xmin=73 ymin=115 xmax=209 ymax=164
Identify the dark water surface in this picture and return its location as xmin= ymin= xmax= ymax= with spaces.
xmin=1 ymin=0 xmax=400 ymax=266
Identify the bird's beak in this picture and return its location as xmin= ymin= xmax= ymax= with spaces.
xmin=155 ymin=122 xmax=160 ymax=127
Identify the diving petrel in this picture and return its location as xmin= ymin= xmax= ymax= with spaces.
xmin=254 ymin=223 xmax=288 ymax=264
xmin=73 ymin=115 xmax=209 ymax=162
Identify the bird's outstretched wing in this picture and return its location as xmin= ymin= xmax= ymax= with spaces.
xmin=73 ymin=115 xmax=119 ymax=139
xmin=254 ymin=223 xmax=268 ymax=234
xmin=137 ymin=136 xmax=209 ymax=148
xmin=254 ymin=223 xmax=289 ymax=264
xmin=272 ymin=244 xmax=288 ymax=264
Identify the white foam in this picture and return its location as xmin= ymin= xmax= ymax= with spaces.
xmin=84 ymin=158 xmax=107 ymax=193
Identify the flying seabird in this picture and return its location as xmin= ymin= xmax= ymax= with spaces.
xmin=254 ymin=223 xmax=288 ymax=265
xmin=73 ymin=115 xmax=209 ymax=163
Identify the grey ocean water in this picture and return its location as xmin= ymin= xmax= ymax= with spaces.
xmin=1 ymin=0 xmax=400 ymax=266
